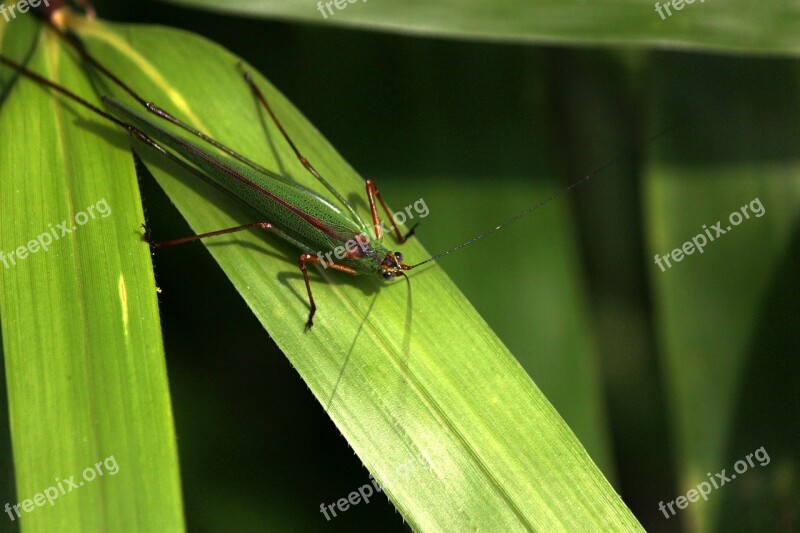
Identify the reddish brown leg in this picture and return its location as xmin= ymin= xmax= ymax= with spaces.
xmin=145 ymin=222 xmax=279 ymax=249
xmin=237 ymin=65 xmax=361 ymax=222
xmin=238 ymin=66 xmax=319 ymax=178
xmin=147 ymin=225 xmax=352 ymax=330
xmin=298 ymin=254 xmax=357 ymax=329
xmin=366 ymin=179 xmax=418 ymax=243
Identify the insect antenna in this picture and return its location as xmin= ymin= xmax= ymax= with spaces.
xmin=407 ymin=123 xmax=679 ymax=270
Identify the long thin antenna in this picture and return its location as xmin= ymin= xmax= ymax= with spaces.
xmin=408 ymin=123 xmax=679 ymax=270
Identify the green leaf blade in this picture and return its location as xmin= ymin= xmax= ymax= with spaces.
xmin=0 ymin=22 xmax=184 ymax=531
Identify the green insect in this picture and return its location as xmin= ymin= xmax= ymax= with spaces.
xmin=1 ymin=17 xmax=424 ymax=329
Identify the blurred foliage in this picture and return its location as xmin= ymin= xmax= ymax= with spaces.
xmin=167 ymin=0 xmax=800 ymax=56
xmin=1 ymin=0 xmax=798 ymax=531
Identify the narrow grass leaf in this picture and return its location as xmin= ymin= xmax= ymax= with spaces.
xmin=0 ymin=20 xmax=184 ymax=531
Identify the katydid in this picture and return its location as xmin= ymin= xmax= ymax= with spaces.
xmin=0 ymin=11 xmax=676 ymax=329
xmin=1 ymin=19 xmax=421 ymax=329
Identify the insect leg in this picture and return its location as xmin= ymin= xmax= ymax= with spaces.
xmin=298 ymin=254 xmax=357 ymax=329
xmin=365 ymin=179 xmax=418 ymax=243
xmin=145 ymin=222 xmax=279 ymax=249
xmin=237 ymin=64 xmax=363 ymax=225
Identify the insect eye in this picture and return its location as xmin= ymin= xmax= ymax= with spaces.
xmin=382 ymin=271 xmax=394 ymax=280
xmin=394 ymin=252 xmax=403 ymax=262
